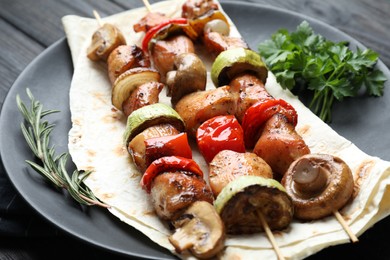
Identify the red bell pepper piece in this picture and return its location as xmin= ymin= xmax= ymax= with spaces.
xmin=141 ymin=156 xmax=203 ymax=193
xmin=196 ymin=115 xmax=245 ymax=163
xmin=242 ymin=98 xmax=298 ymax=149
xmin=142 ymin=18 xmax=188 ymax=52
xmin=144 ymin=132 xmax=192 ymax=167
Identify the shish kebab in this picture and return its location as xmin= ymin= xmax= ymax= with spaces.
xmin=86 ymin=0 xmax=357 ymax=258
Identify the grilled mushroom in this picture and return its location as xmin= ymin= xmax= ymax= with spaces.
xmin=169 ymin=201 xmax=225 ymax=259
xmin=166 ymin=53 xmax=207 ymax=105
xmin=87 ymin=23 xmax=126 ymax=62
xmin=282 ymin=153 xmax=354 ymax=220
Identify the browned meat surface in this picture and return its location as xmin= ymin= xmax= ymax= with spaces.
xmin=150 ymin=171 xmax=214 ymax=220
xmin=174 ymin=73 xmax=272 ymax=136
xmin=175 ymin=85 xmax=239 ymax=137
xmin=229 ymin=73 xmax=272 ymax=122
xmin=107 ymin=45 xmax=150 ymax=85
xmin=133 ymin=12 xmax=169 ymax=33
xmin=151 ymin=35 xmax=195 ymax=80
xmin=122 ymin=81 xmax=164 ymax=117
xmin=182 ymin=0 xmax=219 ymax=19
xmin=209 ymin=150 xmax=273 ymax=196
xmin=253 ymin=113 xmax=310 ymax=179
xmin=203 ymin=31 xmax=248 ymax=57
xmin=128 ymin=124 xmax=180 ymax=172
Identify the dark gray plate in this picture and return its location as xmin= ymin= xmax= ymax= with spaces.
xmin=1 ymin=2 xmax=389 ymax=259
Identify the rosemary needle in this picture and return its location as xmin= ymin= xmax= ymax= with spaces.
xmin=16 ymin=88 xmax=109 ymax=208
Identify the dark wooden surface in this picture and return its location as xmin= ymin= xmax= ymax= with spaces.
xmin=0 ymin=0 xmax=390 ymax=259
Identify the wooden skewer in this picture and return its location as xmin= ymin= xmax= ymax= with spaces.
xmin=258 ymin=212 xmax=286 ymax=260
xmin=142 ymin=0 xmax=153 ymax=13
xmin=333 ymin=211 xmax=359 ymax=243
xmin=93 ymin=9 xmax=104 ymax=27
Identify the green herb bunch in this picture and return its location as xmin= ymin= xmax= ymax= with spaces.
xmin=16 ymin=89 xmax=108 ymax=207
xmin=258 ymin=21 xmax=387 ymax=122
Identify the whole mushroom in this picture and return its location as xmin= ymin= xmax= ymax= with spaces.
xmin=282 ymin=153 xmax=354 ymax=220
xmin=166 ymin=53 xmax=207 ymax=106
xmin=169 ymin=201 xmax=225 ymax=259
xmin=87 ymin=23 xmax=126 ymax=62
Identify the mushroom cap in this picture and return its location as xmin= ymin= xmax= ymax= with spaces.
xmin=282 ymin=153 xmax=354 ymax=220
xmin=167 ymin=53 xmax=207 ymax=105
xmin=169 ymin=201 xmax=225 ymax=259
xmin=87 ymin=23 xmax=126 ymax=61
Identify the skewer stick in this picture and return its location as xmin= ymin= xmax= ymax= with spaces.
xmin=142 ymin=0 xmax=153 ymax=13
xmin=93 ymin=9 xmax=104 ymax=27
xmin=258 ymin=212 xmax=286 ymax=260
xmin=333 ymin=211 xmax=359 ymax=243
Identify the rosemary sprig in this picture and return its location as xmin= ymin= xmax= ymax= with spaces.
xmin=16 ymin=88 xmax=109 ymax=208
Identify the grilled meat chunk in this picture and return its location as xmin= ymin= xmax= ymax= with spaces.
xmin=150 ymin=171 xmax=214 ymax=220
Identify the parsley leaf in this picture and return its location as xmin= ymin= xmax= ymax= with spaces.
xmin=258 ymin=21 xmax=387 ymax=122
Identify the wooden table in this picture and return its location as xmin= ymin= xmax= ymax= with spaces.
xmin=1 ymin=0 xmax=389 ymax=259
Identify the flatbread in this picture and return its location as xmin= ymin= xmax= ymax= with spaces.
xmin=62 ymin=1 xmax=390 ymax=259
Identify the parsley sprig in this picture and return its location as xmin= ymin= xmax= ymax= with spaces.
xmin=258 ymin=21 xmax=387 ymax=122
xmin=16 ymin=89 xmax=108 ymax=208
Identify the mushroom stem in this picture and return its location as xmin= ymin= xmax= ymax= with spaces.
xmin=333 ymin=211 xmax=359 ymax=243
xmin=258 ymin=211 xmax=286 ymax=260
xmin=292 ymin=157 xmax=328 ymax=195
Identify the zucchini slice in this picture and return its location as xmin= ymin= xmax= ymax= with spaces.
xmin=211 ymin=48 xmax=268 ymax=87
xmin=214 ymin=175 xmax=293 ymax=234
xmin=123 ymin=103 xmax=185 ymax=146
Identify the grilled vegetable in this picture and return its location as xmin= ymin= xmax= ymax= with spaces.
xmin=87 ymin=23 xmax=126 ymax=61
xmin=123 ymin=103 xmax=185 ymax=147
xmin=166 ymin=53 xmax=207 ymax=105
xmin=175 ymin=85 xmax=239 ymax=137
xmin=143 ymin=18 xmax=198 ymax=53
xmin=128 ymin=124 xmax=180 ymax=173
xmin=144 ymin=132 xmax=192 ymax=167
xmin=282 ymin=154 xmax=354 ymax=220
xmin=196 ymin=115 xmax=245 ymax=163
xmin=211 ymin=48 xmax=268 ymax=86
xmin=191 ymin=10 xmax=229 ymax=35
xmin=141 ymin=156 xmax=204 ymax=193
xmin=151 ymin=35 xmax=195 ymax=80
xmin=169 ymin=201 xmax=225 ymax=259
xmin=229 ymin=73 xmax=272 ymax=122
xmin=203 ymin=18 xmax=229 ymax=36
xmin=214 ymin=175 xmax=293 ymax=234
xmin=111 ymin=67 xmax=160 ymax=111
